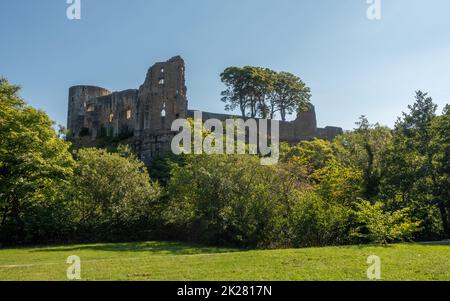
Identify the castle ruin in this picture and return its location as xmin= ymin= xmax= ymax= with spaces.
xmin=67 ymin=56 xmax=343 ymax=164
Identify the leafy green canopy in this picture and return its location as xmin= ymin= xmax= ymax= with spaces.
xmin=221 ymin=66 xmax=311 ymax=121
xmin=0 ymin=78 xmax=75 ymax=243
xmin=164 ymin=154 xmax=351 ymax=248
xmin=68 ymin=147 xmax=161 ymax=226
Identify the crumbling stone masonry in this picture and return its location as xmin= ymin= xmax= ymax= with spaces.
xmin=67 ymin=56 xmax=343 ymax=165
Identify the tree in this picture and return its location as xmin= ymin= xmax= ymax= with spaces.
xmin=165 ymin=154 xmax=300 ymax=247
xmin=68 ymin=148 xmax=161 ymax=228
xmin=352 ymin=201 xmax=421 ymax=244
xmin=221 ymin=67 xmax=311 ymax=120
xmin=255 ymin=67 xmax=274 ymax=118
xmin=334 ymin=116 xmax=392 ymax=200
xmin=240 ymin=66 xmax=272 ymax=118
xmin=381 ymin=91 xmax=449 ymax=238
xmin=281 ymin=139 xmax=335 ymax=179
xmin=311 ymin=159 xmax=364 ymax=206
xmin=287 ymin=191 xmax=352 ymax=247
xmin=220 ymin=67 xmax=249 ymax=117
xmin=268 ymin=72 xmax=311 ymax=121
xmin=0 ymin=77 xmax=75 ymax=243
xmin=429 ymin=105 xmax=450 ymax=236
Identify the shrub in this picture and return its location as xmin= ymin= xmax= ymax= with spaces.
xmin=164 ymin=154 xmax=356 ymax=248
xmin=311 ymin=160 xmax=364 ymax=205
xmin=351 ymin=201 xmax=421 ymax=244
xmin=67 ymin=148 xmax=161 ymax=241
xmin=286 ymin=192 xmax=352 ymax=247
xmin=164 ymin=154 xmax=297 ymax=248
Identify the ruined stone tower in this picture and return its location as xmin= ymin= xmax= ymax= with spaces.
xmin=67 ymin=85 xmax=112 ymax=137
xmin=67 ymin=55 xmax=343 ymax=164
xmin=134 ymin=56 xmax=188 ymax=162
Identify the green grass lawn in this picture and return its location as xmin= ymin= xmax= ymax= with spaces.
xmin=0 ymin=241 xmax=448 ymax=281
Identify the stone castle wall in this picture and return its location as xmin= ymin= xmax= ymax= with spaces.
xmin=67 ymin=56 xmax=343 ymax=163
xmin=84 ymin=89 xmax=139 ymax=138
xmin=68 ymin=85 xmax=112 ymax=137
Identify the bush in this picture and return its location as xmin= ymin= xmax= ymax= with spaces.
xmin=311 ymin=160 xmax=364 ymax=205
xmin=66 ymin=148 xmax=161 ymax=241
xmin=286 ymin=192 xmax=352 ymax=247
xmin=163 ymin=154 xmax=355 ymax=248
xmin=164 ymin=154 xmax=298 ymax=248
xmin=351 ymin=201 xmax=421 ymax=244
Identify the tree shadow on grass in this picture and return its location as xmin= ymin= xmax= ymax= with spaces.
xmin=343 ymin=240 xmax=450 ymax=250
xmin=30 ymin=241 xmax=242 ymax=255
xmin=417 ymin=240 xmax=450 ymax=246
xmin=330 ymin=244 xmax=394 ymax=250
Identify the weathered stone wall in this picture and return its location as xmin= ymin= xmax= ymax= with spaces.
xmin=133 ymin=56 xmax=188 ymax=164
xmin=84 ymin=89 xmax=139 ymax=139
xmin=67 ymin=85 xmax=111 ymax=137
xmin=187 ymin=104 xmax=342 ymax=145
xmin=136 ymin=56 xmax=188 ymax=134
xmin=317 ymin=126 xmax=344 ymax=141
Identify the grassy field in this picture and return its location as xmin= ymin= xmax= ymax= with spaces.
xmin=0 ymin=241 xmax=448 ymax=281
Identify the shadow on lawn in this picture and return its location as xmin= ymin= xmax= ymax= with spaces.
xmin=27 ymin=240 xmax=448 ymax=255
xmin=418 ymin=239 xmax=450 ymax=246
xmin=31 ymin=241 xmax=241 ymax=255
xmin=345 ymin=240 xmax=450 ymax=249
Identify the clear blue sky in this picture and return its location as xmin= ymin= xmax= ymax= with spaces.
xmin=1 ymin=0 xmax=449 ymax=129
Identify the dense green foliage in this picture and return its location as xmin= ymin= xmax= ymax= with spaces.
xmin=0 ymin=78 xmax=75 ymax=244
xmin=67 ymin=147 xmax=161 ymax=241
xmin=351 ymin=201 xmax=421 ymax=244
xmin=165 ymin=155 xmax=289 ymax=247
xmin=0 ymin=77 xmax=448 ymax=247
